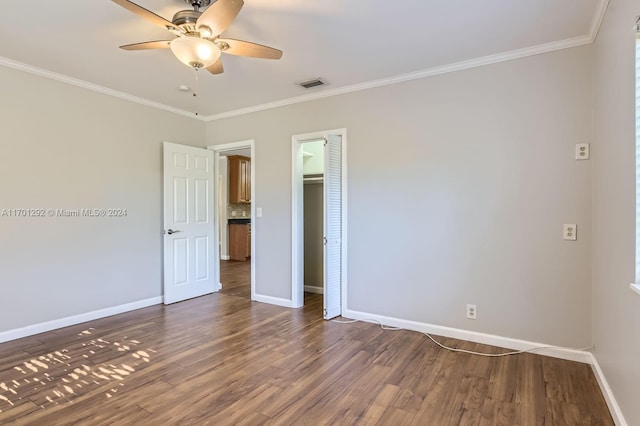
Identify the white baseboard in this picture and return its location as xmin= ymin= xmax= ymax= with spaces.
xmin=253 ymin=294 xmax=293 ymax=308
xmin=0 ymin=297 xmax=163 ymax=344
xmin=220 ymin=255 xmax=230 ymax=261
xmin=589 ymin=353 xmax=627 ymax=426
xmin=304 ymin=285 xmax=324 ymax=294
xmin=343 ymin=309 xmax=593 ymax=364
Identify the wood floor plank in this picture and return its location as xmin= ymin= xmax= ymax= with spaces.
xmin=0 ymin=267 xmax=614 ymax=425
xmin=220 ymin=259 xmax=251 ymax=299
xmin=359 ymin=383 xmax=402 ymax=425
xmin=476 ymin=397 xmax=517 ymax=426
xmin=515 ymin=353 xmax=548 ymax=425
xmin=261 ymin=348 xmax=372 ymax=422
xmin=410 ymin=350 xmax=471 ymax=425
xmin=460 ymin=374 xmax=491 ymax=412
xmin=205 ymin=384 xmax=280 ymax=425
xmin=390 ymin=387 xmax=423 ymax=414
xmin=0 ymin=399 xmax=40 ymax=423
xmin=487 ymin=350 xmax=518 ymax=403
xmin=310 ymin=363 xmax=392 ymax=424
xmin=377 ymin=406 xmax=416 ymax=425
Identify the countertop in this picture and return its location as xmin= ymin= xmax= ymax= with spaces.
xmin=228 ymin=218 xmax=251 ymax=224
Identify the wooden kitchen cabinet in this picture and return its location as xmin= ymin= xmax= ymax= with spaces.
xmin=229 ymin=223 xmax=251 ymax=261
xmin=228 ymin=155 xmax=251 ymax=204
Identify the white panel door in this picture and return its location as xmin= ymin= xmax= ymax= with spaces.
xmin=323 ymin=135 xmax=342 ymax=319
xmin=163 ymin=142 xmax=216 ymax=304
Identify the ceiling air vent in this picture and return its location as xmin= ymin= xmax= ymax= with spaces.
xmin=299 ymin=78 xmax=326 ymax=89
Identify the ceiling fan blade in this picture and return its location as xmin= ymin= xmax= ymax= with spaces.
xmin=217 ymin=38 xmax=282 ymax=59
xmin=197 ymin=0 xmax=244 ymax=36
xmin=206 ymin=59 xmax=224 ymax=74
xmin=119 ymin=40 xmax=172 ymax=50
xmin=111 ymin=0 xmax=177 ymax=31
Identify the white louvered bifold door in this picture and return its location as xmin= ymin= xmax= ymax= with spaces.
xmin=323 ymin=134 xmax=342 ymax=320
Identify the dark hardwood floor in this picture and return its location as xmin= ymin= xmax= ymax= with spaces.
xmin=220 ymin=259 xmax=251 ymax=299
xmin=0 ymin=286 xmax=612 ymax=424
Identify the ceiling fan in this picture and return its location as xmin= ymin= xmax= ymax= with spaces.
xmin=112 ymin=0 xmax=282 ymax=74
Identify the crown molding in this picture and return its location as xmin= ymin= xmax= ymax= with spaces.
xmin=1 ymin=0 xmax=609 ymax=124
xmin=0 ymin=56 xmax=205 ymax=121
xmin=589 ymin=0 xmax=611 ymax=42
xmin=203 ymin=34 xmax=592 ymax=122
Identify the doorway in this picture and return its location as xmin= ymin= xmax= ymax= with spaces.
xmin=209 ymin=140 xmax=255 ymax=301
xmin=302 ymin=139 xmax=324 ymax=296
xmin=292 ymin=129 xmax=347 ymax=319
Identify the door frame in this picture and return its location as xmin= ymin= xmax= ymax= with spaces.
xmin=291 ymin=129 xmax=348 ymax=311
xmin=208 ymin=140 xmax=256 ymax=301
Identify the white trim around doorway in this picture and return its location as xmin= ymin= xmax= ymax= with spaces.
xmin=291 ymin=129 xmax=348 ymax=312
xmin=208 ymin=140 xmax=256 ymax=302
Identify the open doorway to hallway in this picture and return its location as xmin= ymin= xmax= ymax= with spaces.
xmin=211 ymin=142 xmax=255 ymax=301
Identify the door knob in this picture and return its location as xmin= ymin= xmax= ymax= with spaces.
xmin=166 ymin=229 xmax=181 ymax=235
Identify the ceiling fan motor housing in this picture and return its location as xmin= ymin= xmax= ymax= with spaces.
xmin=172 ymin=10 xmax=202 ymax=29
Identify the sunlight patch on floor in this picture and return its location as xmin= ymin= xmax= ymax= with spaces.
xmin=0 ymin=329 xmax=156 ymax=412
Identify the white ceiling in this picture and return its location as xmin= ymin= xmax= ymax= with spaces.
xmin=0 ymin=0 xmax=605 ymax=119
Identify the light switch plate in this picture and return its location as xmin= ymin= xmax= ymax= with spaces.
xmin=256 ymin=207 xmax=263 ymax=218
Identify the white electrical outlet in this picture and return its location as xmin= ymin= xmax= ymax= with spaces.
xmin=466 ymin=304 xmax=477 ymax=320
xmin=563 ymin=224 xmax=577 ymax=241
xmin=575 ymin=143 xmax=590 ymax=160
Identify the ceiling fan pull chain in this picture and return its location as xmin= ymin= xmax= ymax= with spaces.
xmin=193 ymin=67 xmax=200 ymax=116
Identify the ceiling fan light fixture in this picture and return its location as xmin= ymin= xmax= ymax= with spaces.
xmin=170 ymin=36 xmax=220 ymax=69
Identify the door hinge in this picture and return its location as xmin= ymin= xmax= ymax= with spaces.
xmin=323 ymin=308 xmax=327 ymax=317
xmin=323 ymin=237 xmax=327 ymax=245
xmin=323 ymin=137 xmax=328 ymax=146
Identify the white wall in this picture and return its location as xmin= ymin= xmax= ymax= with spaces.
xmin=0 ymin=66 xmax=205 ymax=333
xmin=206 ymin=45 xmax=593 ymax=348
xmin=304 ymin=181 xmax=324 ymax=288
xmin=302 ymin=140 xmax=324 ymax=175
xmin=592 ymin=0 xmax=640 ymax=424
